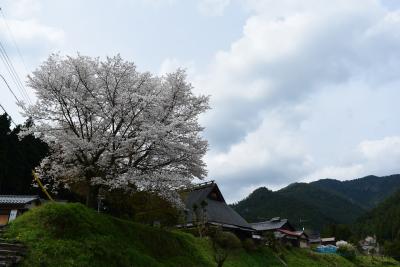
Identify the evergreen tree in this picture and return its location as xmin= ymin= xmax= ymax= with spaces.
xmin=0 ymin=113 xmax=48 ymax=195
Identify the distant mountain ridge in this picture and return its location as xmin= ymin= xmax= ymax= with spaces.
xmin=310 ymin=174 xmax=400 ymax=209
xmin=231 ymin=174 xmax=400 ymax=230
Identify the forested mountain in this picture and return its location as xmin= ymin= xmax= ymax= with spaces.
xmin=355 ymin=189 xmax=400 ymax=260
xmin=231 ymin=175 xmax=400 ymax=230
xmin=231 ymin=184 xmax=365 ymax=230
xmin=310 ymin=174 xmax=400 ymax=209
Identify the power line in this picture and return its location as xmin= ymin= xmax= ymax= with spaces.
xmin=0 ymin=42 xmax=31 ymax=104
xmin=0 ymin=43 xmax=31 ymax=104
xmin=0 ymin=8 xmax=32 ymax=105
xmin=0 ymin=73 xmax=22 ymax=103
xmin=0 ymin=8 xmax=29 ymax=74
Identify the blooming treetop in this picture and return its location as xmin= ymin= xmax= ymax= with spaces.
xmin=23 ymin=54 xmax=209 ymax=204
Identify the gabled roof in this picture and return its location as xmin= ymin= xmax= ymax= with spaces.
xmin=0 ymin=195 xmax=40 ymax=205
xmin=278 ymin=229 xmax=308 ymax=238
xmin=321 ymin=237 xmax=335 ymax=242
xmin=182 ymin=181 xmax=252 ymax=230
xmin=250 ymin=218 xmax=291 ymax=231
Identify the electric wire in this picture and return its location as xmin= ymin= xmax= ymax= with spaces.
xmin=0 ymin=8 xmax=32 ymax=105
xmin=0 ymin=8 xmax=29 ymax=74
xmin=0 ymin=42 xmax=32 ymax=105
xmin=0 ymin=12 xmax=32 ymax=105
xmin=0 ymin=73 xmax=22 ymax=103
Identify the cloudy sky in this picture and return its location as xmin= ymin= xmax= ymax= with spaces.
xmin=1 ymin=0 xmax=400 ymax=203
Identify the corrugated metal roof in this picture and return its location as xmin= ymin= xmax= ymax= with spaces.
xmin=182 ymin=182 xmax=253 ymax=230
xmin=278 ymin=229 xmax=308 ymax=238
xmin=250 ymin=219 xmax=289 ymax=231
xmin=0 ymin=195 xmax=39 ymax=205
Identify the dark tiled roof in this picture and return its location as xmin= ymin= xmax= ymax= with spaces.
xmin=182 ymin=182 xmax=252 ymax=230
xmin=250 ymin=218 xmax=289 ymax=231
xmin=0 ymin=195 xmax=40 ymax=205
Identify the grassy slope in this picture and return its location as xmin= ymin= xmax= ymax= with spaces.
xmin=3 ymin=203 xmax=399 ymax=267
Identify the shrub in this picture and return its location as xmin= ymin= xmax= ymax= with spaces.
xmin=337 ymin=243 xmax=356 ymax=261
xmin=263 ymin=231 xmax=278 ymax=251
xmin=212 ymin=229 xmax=241 ymax=267
xmin=213 ymin=231 xmax=242 ymax=250
xmin=242 ymin=238 xmax=257 ymax=252
xmin=384 ymin=240 xmax=400 ymax=261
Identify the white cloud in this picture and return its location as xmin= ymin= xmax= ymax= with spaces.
xmin=138 ymin=0 xmax=177 ymax=8
xmin=207 ymin=109 xmax=313 ymax=182
xmin=359 ymin=136 xmax=400 ymax=173
xmin=0 ymin=19 xmax=65 ymax=44
xmin=305 ymin=136 xmax=400 ymax=182
xmin=305 ymin=165 xmax=365 ymax=182
xmin=196 ymin=0 xmax=400 ymax=200
xmin=1 ymin=0 xmax=400 ymax=202
xmin=5 ymin=0 xmax=42 ymax=18
xmin=159 ymin=58 xmax=196 ymax=76
xmin=198 ymin=0 xmax=231 ymax=16
xmin=360 ymin=136 xmax=400 ymax=159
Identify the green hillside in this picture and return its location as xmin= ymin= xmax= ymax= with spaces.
xmin=311 ymin=174 xmax=400 ymax=209
xmin=356 ymin=189 xmax=400 ymax=260
xmin=2 ymin=203 xmax=397 ymax=267
xmin=231 ymin=184 xmax=365 ymax=230
xmin=232 ymin=174 xmax=400 ymax=230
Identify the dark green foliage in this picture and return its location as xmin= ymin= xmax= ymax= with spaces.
xmin=311 ymin=175 xmax=400 ymax=209
xmin=263 ymin=231 xmax=279 ymax=252
xmin=104 ymin=189 xmax=179 ymax=226
xmin=337 ymin=244 xmax=356 ymax=261
xmin=356 ymin=189 xmax=400 ymax=260
xmin=211 ymin=229 xmax=242 ymax=267
xmin=232 ymin=184 xmax=365 ymax=230
xmin=213 ymin=230 xmax=242 ymax=249
xmin=242 ymin=238 xmax=257 ymax=252
xmin=322 ymin=224 xmax=353 ymax=240
xmin=384 ymin=240 xmax=400 ymax=261
xmin=232 ymin=175 xmax=400 ymax=231
xmin=0 ymin=113 xmax=48 ymax=195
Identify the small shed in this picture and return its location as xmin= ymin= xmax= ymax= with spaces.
xmin=321 ymin=237 xmax=336 ymax=245
xmin=0 ymin=195 xmax=41 ymax=226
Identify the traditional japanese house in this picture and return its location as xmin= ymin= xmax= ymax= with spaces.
xmin=250 ymin=217 xmax=295 ymax=233
xmin=276 ymin=229 xmax=309 ymax=248
xmin=0 ymin=195 xmax=41 ymax=226
xmin=179 ymin=181 xmax=254 ymax=239
xmin=251 ymin=217 xmax=310 ymax=247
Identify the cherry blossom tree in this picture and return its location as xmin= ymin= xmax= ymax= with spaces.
xmin=22 ymin=54 xmax=209 ymax=206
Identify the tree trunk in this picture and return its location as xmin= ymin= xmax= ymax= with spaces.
xmin=85 ymin=185 xmax=99 ymax=208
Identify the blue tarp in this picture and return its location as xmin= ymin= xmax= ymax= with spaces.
xmin=315 ymin=245 xmax=337 ymax=254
